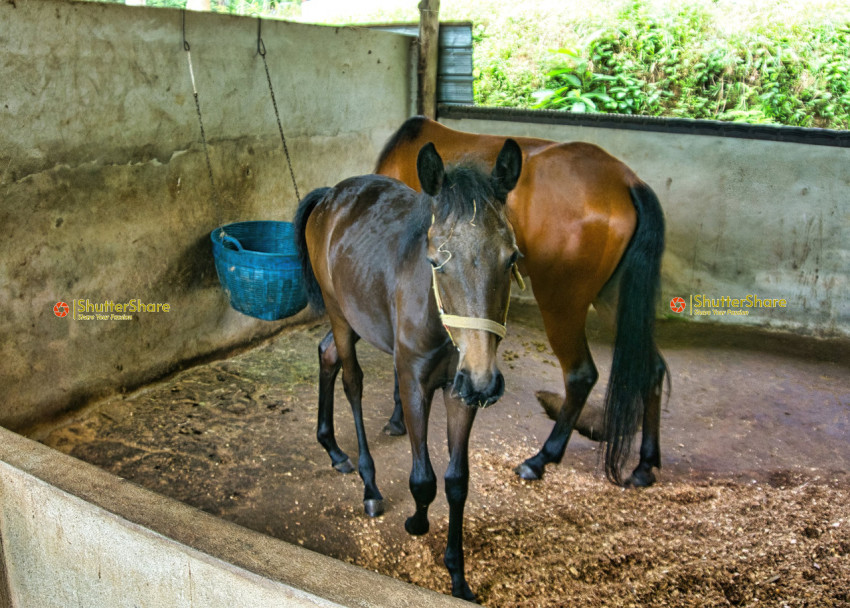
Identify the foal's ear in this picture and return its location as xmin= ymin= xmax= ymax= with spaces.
xmin=416 ymin=142 xmax=445 ymax=197
xmin=491 ymin=139 xmax=522 ymax=201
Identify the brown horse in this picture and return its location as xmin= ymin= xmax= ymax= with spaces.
xmin=295 ymin=140 xmax=523 ymax=600
xmin=376 ymin=116 xmax=668 ymax=488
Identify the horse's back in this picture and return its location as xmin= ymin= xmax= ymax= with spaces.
xmin=376 ymin=116 xmax=551 ymax=188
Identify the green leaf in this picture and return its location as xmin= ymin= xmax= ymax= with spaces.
xmin=563 ymin=73 xmax=582 ymax=87
xmin=584 ymin=91 xmax=613 ymax=102
xmin=555 ymin=48 xmax=582 ymax=58
xmin=579 ymin=96 xmax=598 ymax=110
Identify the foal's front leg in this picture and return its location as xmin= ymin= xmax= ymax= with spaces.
xmin=443 ymin=388 xmax=478 ymax=602
xmin=397 ymin=369 xmax=437 ymax=536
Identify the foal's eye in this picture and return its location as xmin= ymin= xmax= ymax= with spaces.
xmin=428 ymin=257 xmax=444 ymax=272
xmin=506 ymin=250 xmax=520 ymax=270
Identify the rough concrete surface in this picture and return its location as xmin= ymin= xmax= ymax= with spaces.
xmin=1 ymin=0 xmax=412 ymax=428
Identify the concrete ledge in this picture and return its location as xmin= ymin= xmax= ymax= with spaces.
xmin=0 ymin=426 xmax=463 ymax=607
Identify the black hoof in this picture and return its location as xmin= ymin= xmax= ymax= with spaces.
xmin=364 ymin=498 xmax=384 ymax=518
xmin=382 ymin=419 xmax=406 ymax=436
xmin=333 ymin=458 xmax=355 ymax=474
xmin=404 ymin=515 xmax=429 ymax=536
xmin=452 ymin=582 xmax=478 ymax=603
xmin=514 ymin=461 xmax=542 ymax=481
xmin=624 ymin=468 xmax=656 ymax=488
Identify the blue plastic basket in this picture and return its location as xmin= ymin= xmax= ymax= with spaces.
xmin=211 ymin=221 xmax=308 ymax=321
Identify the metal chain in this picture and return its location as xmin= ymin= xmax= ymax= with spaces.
xmin=258 ymin=19 xmax=300 ymax=202
xmin=183 ymin=11 xmax=220 ymax=210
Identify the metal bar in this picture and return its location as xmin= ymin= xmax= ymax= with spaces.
xmin=437 ymin=104 xmax=850 ymax=148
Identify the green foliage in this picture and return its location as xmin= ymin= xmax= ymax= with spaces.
xmin=531 ymin=2 xmax=850 ymax=129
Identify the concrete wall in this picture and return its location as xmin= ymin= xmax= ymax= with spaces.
xmin=439 ymin=111 xmax=850 ymax=338
xmin=0 ymin=0 xmax=414 ymax=429
xmin=0 ymin=426 xmax=463 ymax=608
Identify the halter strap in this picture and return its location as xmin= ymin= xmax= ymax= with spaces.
xmin=431 ymin=265 xmax=509 ymax=343
xmin=428 ymin=212 xmax=524 ymax=344
xmin=439 ymin=313 xmax=507 ymax=340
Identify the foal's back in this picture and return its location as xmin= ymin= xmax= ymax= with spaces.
xmin=304 ymin=174 xmax=430 ymax=354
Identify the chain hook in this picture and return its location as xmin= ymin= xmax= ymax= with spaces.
xmin=257 ymin=18 xmax=267 ymax=57
xmin=182 ymin=10 xmax=190 ymax=51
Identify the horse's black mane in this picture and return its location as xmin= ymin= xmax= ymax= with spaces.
xmin=374 ymin=116 xmax=426 ymax=171
xmin=400 ymin=163 xmax=497 ymax=263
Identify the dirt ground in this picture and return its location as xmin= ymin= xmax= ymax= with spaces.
xmin=32 ymin=302 xmax=850 ymax=607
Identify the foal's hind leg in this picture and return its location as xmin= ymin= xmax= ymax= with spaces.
xmin=336 ymin=324 xmax=384 ymax=516
xmin=317 ymin=327 xmax=384 ymax=516
xmin=625 ymin=349 xmax=667 ymax=488
xmin=516 ymin=310 xmax=598 ymax=481
xmin=317 ymin=330 xmax=354 ymax=473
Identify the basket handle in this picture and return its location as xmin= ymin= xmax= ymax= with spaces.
xmin=221 ymin=234 xmax=245 ymax=252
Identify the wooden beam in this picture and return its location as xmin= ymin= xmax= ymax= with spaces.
xmin=417 ymin=0 xmax=440 ymax=118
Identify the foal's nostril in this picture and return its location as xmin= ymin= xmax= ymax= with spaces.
xmin=453 ymin=368 xmax=505 ymax=408
xmin=482 ymin=370 xmax=505 ymax=407
xmin=492 ymin=370 xmax=505 ymax=398
xmin=452 ymin=369 xmax=473 ymax=401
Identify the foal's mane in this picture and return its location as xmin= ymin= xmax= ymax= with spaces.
xmin=400 ymin=163 xmax=499 ymax=263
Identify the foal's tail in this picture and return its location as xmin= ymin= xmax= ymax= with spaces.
xmin=294 ymin=187 xmax=332 ymax=315
xmin=603 ymin=181 xmax=668 ymax=484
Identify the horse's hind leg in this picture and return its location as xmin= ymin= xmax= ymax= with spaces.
xmin=382 ymin=370 xmax=407 ymax=436
xmin=317 ymin=330 xmax=354 ymax=473
xmin=333 ymin=323 xmax=384 ymax=517
xmin=516 ymin=312 xmax=598 ymax=481
xmin=625 ymin=348 xmax=666 ymax=488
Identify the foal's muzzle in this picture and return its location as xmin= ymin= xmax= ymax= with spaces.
xmin=452 ymin=368 xmax=505 ymax=409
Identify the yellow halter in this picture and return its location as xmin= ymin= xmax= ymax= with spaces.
xmin=428 ymin=211 xmax=525 ymax=345
xmin=431 ymin=264 xmax=509 ymax=343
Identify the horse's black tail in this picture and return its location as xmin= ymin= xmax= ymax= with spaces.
xmin=294 ymin=187 xmax=332 ymax=315
xmin=603 ymin=181 xmax=668 ymax=484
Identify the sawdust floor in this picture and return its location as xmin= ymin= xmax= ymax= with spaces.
xmin=32 ymin=302 xmax=850 ymax=607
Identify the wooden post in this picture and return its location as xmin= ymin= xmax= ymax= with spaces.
xmin=417 ymin=0 xmax=440 ymax=118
